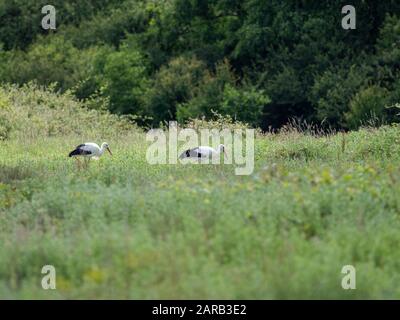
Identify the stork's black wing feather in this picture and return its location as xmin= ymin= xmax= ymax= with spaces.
xmin=179 ymin=147 xmax=205 ymax=159
xmin=68 ymin=144 xmax=92 ymax=157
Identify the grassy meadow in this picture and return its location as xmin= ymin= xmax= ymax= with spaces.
xmin=1 ymin=84 xmax=400 ymax=299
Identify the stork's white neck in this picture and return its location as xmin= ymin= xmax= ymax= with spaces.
xmin=99 ymin=143 xmax=107 ymax=155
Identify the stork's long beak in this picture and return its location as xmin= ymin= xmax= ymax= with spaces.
xmin=107 ymin=147 xmax=113 ymax=156
xmin=224 ymin=150 xmax=228 ymax=160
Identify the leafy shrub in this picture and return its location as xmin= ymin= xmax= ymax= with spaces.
xmin=175 ymin=60 xmax=235 ymax=123
xmin=0 ymin=83 xmax=138 ymax=140
xmin=0 ymin=116 xmax=11 ymax=141
xmin=0 ymin=90 xmax=11 ymax=140
xmin=0 ymin=0 xmax=125 ymax=50
xmin=266 ymin=66 xmax=306 ymax=106
xmin=374 ymin=15 xmax=400 ymax=120
xmin=183 ymin=112 xmax=252 ymax=131
xmin=60 ymin=1 xmax=149 ymax=49
xmin=376 ymin=15 xmax=400 ymax=62
xmin=345 ymin=86 xmax=389 ymax=129
xmin=175 ymin=61 xmax=268 ymax=127
xmin=101 ymin=47 xmax=149 ymax=116
xmin=310 ymin=65 xmax=370 ymax=128
xmin=146 ymin=56 xmax=209 ymax=125
xmin=220 ymin=84 xmax=270 ymax=127
xmin=0 ymin=36 xmax=100 ymax=92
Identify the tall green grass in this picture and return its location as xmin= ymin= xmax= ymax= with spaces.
xmin=1 ymin=84 xmax=400 ymax=298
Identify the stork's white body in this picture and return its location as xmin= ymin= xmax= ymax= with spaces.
xmin=78 ymin=143 xmax=103 ymax=159
xmin=179 ymin=144 xmax=227 ymax=160
xmin=69 ymin=142 xmax=112 ymax=162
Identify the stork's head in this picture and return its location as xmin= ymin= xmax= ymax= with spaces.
xmin=218 ymin=144 xmax=227 ymax=158
xmin=102 ymin=142 xmax=113 ymax=156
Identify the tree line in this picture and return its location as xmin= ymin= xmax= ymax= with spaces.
xmin=0 ymin=0 xmax=399 ymax=130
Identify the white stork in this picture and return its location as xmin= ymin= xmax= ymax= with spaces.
xmin=68 ymin=142 xmax=112 ymax=168
xmin=179 ymin=144 xmax=227 ymax=162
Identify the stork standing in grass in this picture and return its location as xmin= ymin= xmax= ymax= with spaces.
xmin=179 ymin=144 xmax=227 ymax=162
xmin=68 ymin=142 xmax=112 ymax=168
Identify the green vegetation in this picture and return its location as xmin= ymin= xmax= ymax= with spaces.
xmin=0 ymin=1 xmax=399 ymax=129
xmin=1 ymin=85 xmax=400 ymax=298
xmin=1 ymin=0 xmax=400 ymax=300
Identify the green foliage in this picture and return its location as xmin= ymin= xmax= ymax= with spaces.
xmin=183 ymin=112 xmax=253 ymax=131
xmin=0 ymin=0 xmax=126 ymax=50
xmin=220 ymin=84 xmax=269 ymax=126
xmin=310 ymin=66 xmax=370 ymax=128
xmin=3 ymin=1 xmax=400 ymax=300
xmin=2 ymin=85 xmax=400 ymax=298
xmin=345 ymin=86 xmax=389 ymax=129
xmin=376 ymin=15 xmax=400 ymax=60
xmin=60 ymin=1 xmax=151 ymax=49
xmin=0 ymin=36 xmax=100 ymax=92
xmin=374 ymin=15 xmax=400 ymax=89
xmin=176 ymin=60 xmax=236 ymax=123
xmin=101 ymin=48 xmax=149 ymax=116
xmin=0 ymin=83 xmax=137 ymax=140
xmin=146 ymin=56 xmax=206 ymax=125
xmin=0 ymin=90 xmax=11 ymax=140
xmin=1 ymin=1 xmax=400 ymax=129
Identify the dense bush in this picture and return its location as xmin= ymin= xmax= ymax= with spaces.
xmin=145 ymin=56 xmax=207 ymax=125
xmin=345 ymin=86 xmax=389 ymax=129
xmin=0 ymin=0 xmax=126 ymax=50
xmin=176 ymin=60 xmax=236 ymax=123
xmin=220 ymin=84 xmax=270 ymax=127
xmin=310 ymin=66 xmax=370 ymax=128
xmin=60 ymin=1 xmax=150 ymax=49
xmin=0 ymin=83 xmax=137 ymax=140
xmin=101 ymin=48 xmax=149 ymax=116
xmin=375 ymin=14 xmax=400 ymax=68
xmin=0 ymin=90 xmax=11 ymax=140
xmin=0 ymin=36 xmax=101 ymax=92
